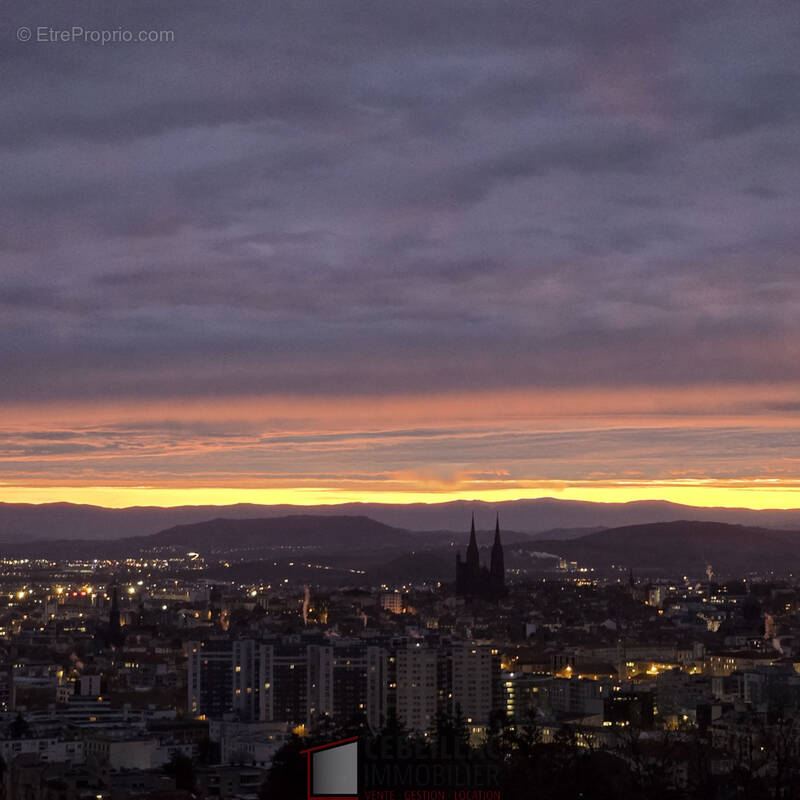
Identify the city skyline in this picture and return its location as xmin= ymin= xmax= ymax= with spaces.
xmin=3 ymin=1 xmax=800 ymax=509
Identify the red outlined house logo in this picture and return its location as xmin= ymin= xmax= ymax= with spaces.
xmin=300 ymin=736 xmax=359 ymax=800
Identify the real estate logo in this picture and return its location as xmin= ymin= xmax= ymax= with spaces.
xmin=302 ymin=736 xmax=503 ymax=800
xmin=301 ymin=737 xmax=359 ymax=800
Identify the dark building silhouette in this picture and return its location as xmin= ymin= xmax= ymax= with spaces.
xmin=455 ymin=514 xmax=506 ymax=599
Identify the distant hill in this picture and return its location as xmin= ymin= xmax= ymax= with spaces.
xmin=145 ymin=515 xmax=407 ymax=553
xmin=4 ymin=498 xmax=800 ymax=543
xmin=528 ymin=526 xmax=605 ymax=541
xmin=0 ymin=515 xmax=533 ymax=561
xmin=370 ymin=551 xmax=452 ymax=584
xmin=528 ymin=520 xmax=800 ymax=576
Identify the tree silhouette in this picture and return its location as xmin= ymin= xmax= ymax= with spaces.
xmin=164 ymin=751 xmax=196 ymax=793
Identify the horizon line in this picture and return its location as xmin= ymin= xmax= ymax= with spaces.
xmin=1 ymin=485 xmax=800 ymax=512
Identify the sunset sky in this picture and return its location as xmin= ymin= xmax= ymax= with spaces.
xmin=2 ymin=1 xmax=800 ymax=509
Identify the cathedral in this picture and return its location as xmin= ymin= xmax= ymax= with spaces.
xmin=455 ymin=514 xmax=507 ymax=599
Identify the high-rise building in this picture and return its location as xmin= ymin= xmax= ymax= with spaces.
xmin=448 ymin=642 xmax=500 ymax=726
xmin=265 ymin=640 xmax=316 ymax=726
xmin=394 ymin=640 xmax=501 ymax=734
xmin=395 ymin=643 xmax=439 ymax=734
xmin=189 ymin=633 xmax=500 ymax=736
xmin=330 ymin=641 xmax=388 ymax=729
xmin=191 ymin=635 xmax=389 ymax=730
xmin=188 ymin=639 xmax=265 ymax=722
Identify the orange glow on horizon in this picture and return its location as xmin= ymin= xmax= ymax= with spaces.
xmin=3 ymin=383 xmax=800 ymax=511
xmin=1 ymin=482 xmax=800 ymax=510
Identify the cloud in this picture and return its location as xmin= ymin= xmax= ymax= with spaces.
xmin=0 ymin=383 xmax=799 ymax=491
xmin=1 ymin=0 xmax=799 ymax=496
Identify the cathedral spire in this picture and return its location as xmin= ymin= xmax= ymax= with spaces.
xmin=456 ymin=514 xmax=505 ymax=600
xmin=490 ymin=514 xmax=506 ymax=597
xmin=466 ymin=512 xmax=479 ymax=569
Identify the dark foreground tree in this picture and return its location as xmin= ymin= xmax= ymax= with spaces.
xmin=164 ymin=751 xmax=196 ymax=793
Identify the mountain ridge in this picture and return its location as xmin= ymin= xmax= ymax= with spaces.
xmin=4 ymin=497 xmax=800 ymax=542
